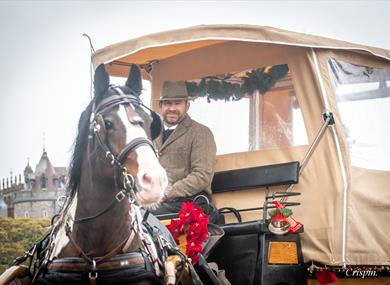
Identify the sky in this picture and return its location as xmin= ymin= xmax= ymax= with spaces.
xmin=0 ymin=0 xmax=389 ymax=182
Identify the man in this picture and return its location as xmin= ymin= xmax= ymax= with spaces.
xmin=150 ymin=81 xmax=217 ymax=215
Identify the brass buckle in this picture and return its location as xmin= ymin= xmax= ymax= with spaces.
xmin=115 ymin=191 xmax=126 ymax=202
xmin=89 ymin=271 xmax=98 ymax=280
xmin=89 ymin=259 xmax=98 ymax=281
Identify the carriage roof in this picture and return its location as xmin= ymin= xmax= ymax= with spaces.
xmin=91 ymin=24 xmax=390 ymax=268
xmin=92 ymin=24 xmax=390 ymax=76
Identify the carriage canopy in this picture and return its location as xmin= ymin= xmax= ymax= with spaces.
xmin=92 ymin=24 xmax=390 ymax=266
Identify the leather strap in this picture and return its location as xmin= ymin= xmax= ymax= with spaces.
xmin=65 ymin=225 xmax=134 ymax=265
xmin=66 ymin=227 xmax=92 ymax=263
xmin=94 ymin=94 xmax=140 ymax=115
xmin=47 ymin=253 xmax=145 ymax=272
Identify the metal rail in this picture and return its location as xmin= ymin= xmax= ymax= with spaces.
xmin=281 ymin=112 xmax=335 ymax=202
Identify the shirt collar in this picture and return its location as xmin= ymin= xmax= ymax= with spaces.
xmin=164 ymin=124 xmax=177 ymax=131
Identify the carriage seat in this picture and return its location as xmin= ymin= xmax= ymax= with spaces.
xmin=155 ymin=161 xmax=300 ymax=221
xmin=211 ymin=161 xmax=300 ymax=194
xmin=211 ymin=161 xmax=300 ymax=224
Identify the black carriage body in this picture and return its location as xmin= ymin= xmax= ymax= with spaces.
xmin=208 ymin=161 xmax=307 ymax=285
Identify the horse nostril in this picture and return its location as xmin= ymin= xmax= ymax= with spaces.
xmin=142 ymin=173 xmax=153 ymax=185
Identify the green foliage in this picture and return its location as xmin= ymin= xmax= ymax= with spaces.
xmin=186 ymin=64 xmax=289 ymax=102
xmin=0 ymin=217 xmax=50 ymax=274
xmin=268 ymin=207 xmax=293 ymax=218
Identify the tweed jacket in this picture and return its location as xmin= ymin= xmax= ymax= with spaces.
xmin=154 ymin=114 xmax=217 ymax=201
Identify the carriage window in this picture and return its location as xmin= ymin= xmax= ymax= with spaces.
xmin=187 ymin=64 xmax=308 ymax=154
xmin=328 ymin=58 xmax=390 ymax=171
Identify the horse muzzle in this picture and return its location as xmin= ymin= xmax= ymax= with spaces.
xmin=132 ymin=145 xmax=168 ymax=207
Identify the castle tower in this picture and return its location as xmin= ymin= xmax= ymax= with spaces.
xmin=24 ymin=159 xmax=33 ymax=190
xmin=33 ymin=150 xmax=57 ymax=191
xmin=0 ymin=148 xmax=67 ymax=219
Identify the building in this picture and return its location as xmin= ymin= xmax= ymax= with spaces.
xmin=0 ymin=149 xmax=67 ymax=219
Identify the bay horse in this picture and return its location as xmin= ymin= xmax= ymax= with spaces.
xmin=33 ymin=64 xmax=169 ymax=285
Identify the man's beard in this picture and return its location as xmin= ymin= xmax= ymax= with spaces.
xmin=164 ymin=111 xmax=181 ymax=125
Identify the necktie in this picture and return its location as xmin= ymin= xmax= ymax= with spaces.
xmin=163 ymin=129 xmax=174 ymax=143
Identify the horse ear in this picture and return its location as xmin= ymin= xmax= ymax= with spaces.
xmin=94 ymin=64 xmax=110 ymax=99
xmin=126 ymin=64 xmax=142 ymax=95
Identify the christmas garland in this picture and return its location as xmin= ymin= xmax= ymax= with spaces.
xmin=186 ymin=64 xmax=289 ymax=102
xmin=166 ymin=202 xmax=209 ymax=264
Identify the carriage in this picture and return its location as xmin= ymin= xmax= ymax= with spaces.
xmin=2 ymin=25 xmax=390 ymax=285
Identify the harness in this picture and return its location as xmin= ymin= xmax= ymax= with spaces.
xmin=28 ymin=94 xmax=173 ymax=285
xmin=34 ymin=210 xmax=185 ymax=285
xmin=9 ymin=92 xmax=200 ymax=285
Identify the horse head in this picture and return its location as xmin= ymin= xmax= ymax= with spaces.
xmin=91 ymin=64 xmax=167 ymax=206
xmin=60 ymin=64 xmax=168 ymax=257
xmin=69 ymin=64 xmax=167 ymax=210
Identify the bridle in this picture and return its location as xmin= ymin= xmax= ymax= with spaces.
xmin=74 ymin=93 xmax=160 ymax=223
xmin=27 ymin=71 xmax=189 ymax=284
xmin=53 ymin=93 xmax=164 ymax=281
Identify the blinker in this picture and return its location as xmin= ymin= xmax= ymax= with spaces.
xmin=150 ymin=110 xmax=162 ymax=140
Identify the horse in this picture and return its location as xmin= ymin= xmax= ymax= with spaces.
xmin=1 ymin=64 xmax=220 ymax=285
xmin=32 ymin=64 xmax=169 ymax=285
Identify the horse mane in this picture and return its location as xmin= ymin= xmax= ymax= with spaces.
xmin=67 ymin=100 xmax=94 ymax=197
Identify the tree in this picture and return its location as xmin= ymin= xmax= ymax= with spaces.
xmin=0 ymin=217 xmax=50 ymax=273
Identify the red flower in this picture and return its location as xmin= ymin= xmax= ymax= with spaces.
xmin=166 ymin=202 xmax=209 ymax=265
xmin=178 ymin=202 xmax=195 ymax=224
xmin=316 ymin=270 xmax=338 ymax=285
xmin=187 ymin=242 xmax=203 ymax=264
xmin=166 ymin=218 xmax=184 ymax=243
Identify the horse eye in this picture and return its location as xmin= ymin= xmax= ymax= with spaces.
xmin=104 ymin=120 xmax=114 ymax=130
xmin=132 ymin=116 xmax=144 ymax=127
xmin=138 ymin=120 xmax=145 ymax=128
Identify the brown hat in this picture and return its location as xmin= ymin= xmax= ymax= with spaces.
xmin=157 ymin=81 xmax=189 ymax=101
